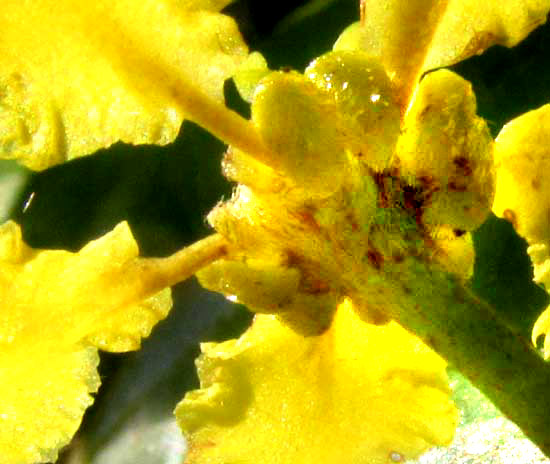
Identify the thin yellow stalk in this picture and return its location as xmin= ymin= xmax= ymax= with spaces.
xmin=169 ymin=74 xmax=273 ymax=162
xmin=136 ymin=233 xmax=229 ymax=296
xmin=113 ymin=234 xmax=229 ymax=306
xmin=105 ymin=22 xmax=275 ymax=166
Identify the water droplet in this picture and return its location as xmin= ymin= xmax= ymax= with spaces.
xmin=390 ymin=451 xmax=403 ymax=462
xmin=22 ymin=191 xmax=35 ymax=213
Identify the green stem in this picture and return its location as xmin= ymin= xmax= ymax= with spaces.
xmin=384 ymin=257 xmax=550 ymax=456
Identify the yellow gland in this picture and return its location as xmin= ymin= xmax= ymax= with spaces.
xmin=305 ymin=50 xmax=400 ymax=171
xmin=430 ymin=227 xmax=474 ymax=280
xmin=197 ymin=259 xmax=301 ymax=314
xmin=396 ymin=69 xmax=494 ymax=232
xmin=251 ymin=71 xmax=349 ymax=198
xmin=492 ymin=104 xmax=550 ymax=245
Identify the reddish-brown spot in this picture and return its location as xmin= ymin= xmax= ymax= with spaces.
xmin=346 ymin=213 xmax=360 ymax=232
xmin=418 ymin=175 xmax=435 ymax=187
xmin=403 ymin=186 xmax=420 ymax=210
xmin=448 ymin=180 xmax=468 ymax=192
xmin=502 ymin=209 xmax=518 ymax=229
xmin=402 ymin=185 xmax=425 ymax=227
xmin=417 ymin=175 xmax=441 ymax=202
xmin=367 ymin=249 xmax=384 ymax=270
xmin=419 ymin=103 xmax=433 ymax=119
xmin=295 ymin=209 xmax=321 ymax=233
xmin=453 ymin=156 xmax=473 ymax=176
xmin=190 ymin=439 xmax=217 ymax=453
xmin=532 ymin=178 xmax=541 ymax=190
xmin=368 ymin=308 xmax=391 ymax=325
xmin=453 ymin=228 xmax=466 ymax=237
xmin=427 ymin=335 xmax=439 ymax=351
xmin=373 ymin=172 xmax=391 ymax=208
xmin=393 ymin=253 xmax=405 ymax=263
xmin=388 ymin=166 xmax=400 ymax=178
xmin=285 ymin=250 xmax=302 ymax=268
xmin=306 ymin=279 xmax=330 ymax=294
xmin=360 ymin=0 xmax=366 ymax=23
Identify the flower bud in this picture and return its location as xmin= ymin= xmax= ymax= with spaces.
xmin=305 ymin=50 xmax=400 ymax=171
xmin=251 ymin=71 xmax=349 ymax=198
xmin=397 ymin=69 xmax=493 ymax=231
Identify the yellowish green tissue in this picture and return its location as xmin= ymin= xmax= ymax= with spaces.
xmin=0 ymin=0 xmax=248 ymax=170
xmin=251 ymin=71 xmax=349 ymax=197
xmin=233 ymin=52 xmax=271 ymax=103
xmin=332 ymin=22 xmax=362 ymax=52
xmin=305 ymin=50 xmax=400 ymax=171
xmin=431 ymin=227 xmax=474 ymax=280
xmin=177 ymin=299 xmax=458 ymax=464
xmin=197 ymin=258 xmax=301 ymax=313
xmin=397 ymin=69 xmax=494 ymax=231
xmin=0 ymin=221 xmax=172 ymax=464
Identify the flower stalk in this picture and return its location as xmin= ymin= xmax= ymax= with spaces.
xmin=128 ymin=233 xmax=228 ymax=302
xmin=383 ymin=255 xmax=550 ymax=456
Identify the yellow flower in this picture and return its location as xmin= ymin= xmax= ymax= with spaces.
xmin=0 ymin=1 xmax=246 ymax=462
xmin=0 ymin=0 xmax=248 ymax=170
xmin=178 ymin=300 xmax=457 ymax=464
xmin=178 ymin=1 xmax=550 ymax=463
xmin=0 ymin=218 xmax=228 ymax=463
xmin=1 ymin=0 xmax=550 ymax=463
xmin=0 ymin=221 xmax=170 ymax=463
xmin=491 ymin=105 xmax=550 ymax=358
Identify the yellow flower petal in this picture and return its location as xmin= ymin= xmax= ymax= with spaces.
xmin=177 ymin=300 xmax=458 ymax=464
xmin=0 ymin=345 xmax=99 ymax=464
xmin=359 ymin=0 xmax=550 ymax=105
xmin=423 ymin=0 xmax=550 ymax=71
xmin=0 ymin=221 xmax=172 ymax=350
xmin=491 ymin=105 xmax=550 ymax=357
xmin=85 ymin=289 xmax=171 ymax=352
xmin=0 ymin=220 xmax=173 ymax=463
xmin=492 ymin=104 xmax=550 ymax=245
xmin=0 ymin=0 xmax=248 ymax=170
